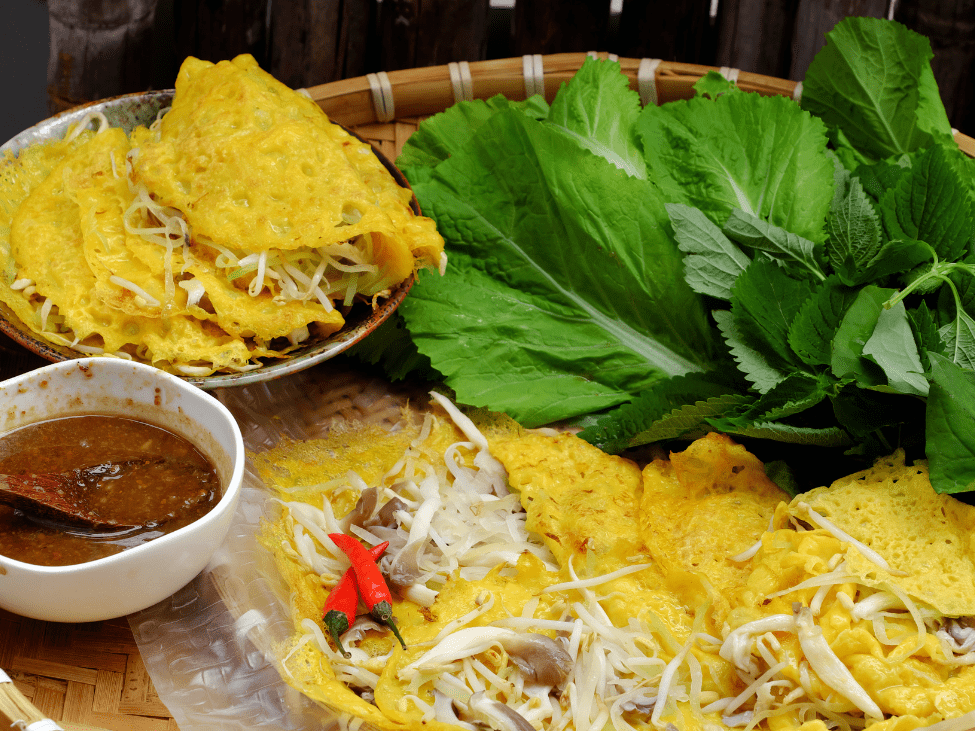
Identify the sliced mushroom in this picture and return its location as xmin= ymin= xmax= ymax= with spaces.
xmin=345 ymin=486 xmax=379 ymax=528
xmin=498 ymin=633 xmax=573 ymax=688
xmin=387 ymin=540 xmax=424 ymax=592
xmin=460 ymin=691 xmax=536 ymax=731
xmin=943 ymin=617 xmax=975 ymax=652
xmin=619 ymin=695 xmax=656 ymax=714
xmin=373 ymin=496 xmax=409 ymax=528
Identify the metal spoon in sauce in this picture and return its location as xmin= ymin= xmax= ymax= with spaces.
xmin=0 ymin=458 xmax=213 ymax=531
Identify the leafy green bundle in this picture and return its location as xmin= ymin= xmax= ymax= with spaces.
xmin=353 ymin=17 xmax=975 ymax=494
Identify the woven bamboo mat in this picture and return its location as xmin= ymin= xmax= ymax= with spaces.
xmin=0 ymin=609 xmax=177 ymax=730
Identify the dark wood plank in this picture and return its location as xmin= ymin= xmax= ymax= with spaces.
xmin=894 ymin=0 xmax=975 ymax=134
xmin=511 ymin=0 xmax=613 ymax=55
xmin=268 ymin=0 xmax=374 ymax=87
xmin=173 ymin=0 xmax=269 ymax=67
xmin=376 ymin=0 xmax=490 ymax=71
xmin=47 ymin=0 xmax=161 ymax=113
xmin=615 ymin=0 xmax=720 ymax=65
xmin=715 ymin=0 xmax=800 ymax=79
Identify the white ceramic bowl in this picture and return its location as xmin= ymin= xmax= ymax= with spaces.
xmin=0 ymin=357 xmax=245 ymax=622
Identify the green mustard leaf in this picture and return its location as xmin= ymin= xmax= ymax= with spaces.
xmin=801 ymin=16 xmax=953 ymax=163
xmin=546 ymin=57 xmax=647 ymax=179
xmin=862 ymin=300 xmax=929 ymax=396
xmin=881 ymin=143 xmax=974 ymax=262
xmin=693 ymin=70 xmax=740 ymax=100
xmin=666 ymin=203 xmax=750 ymax=300
xmin=926 ymin=353 xmax=975 ymax=494
xmin=788 ymin=276 xmax=860 ymax=367
xmin=723 ymin=209 xmax=827 ymax=281
xmin=831 ymin=285 xmax=893 ymax=387
xmin=713 ymin=309 xmax=788 ymax=394
xmin=402 ymin=108 xmax=716 ymax=427
xmin=637 ymin=88 xmax=833 ymax=242
xmin=828 ymin=126 xmax=873 ymax=173
xmin=398 ymin=95 xmax=549 ymax=182
xmin=731 ymin=259 xmax=815 ymax=375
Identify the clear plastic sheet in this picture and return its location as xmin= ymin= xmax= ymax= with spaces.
xmin=127 ymin=364 xmax=422 ymax=730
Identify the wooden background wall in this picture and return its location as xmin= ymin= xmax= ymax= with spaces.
xmin=45 ymin=0 xmax=975 ymax=133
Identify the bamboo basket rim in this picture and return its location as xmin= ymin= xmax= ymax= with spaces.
xmin=306 ymin=52 xmax=975 ymax=159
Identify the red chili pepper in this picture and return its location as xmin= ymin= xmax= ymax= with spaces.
xmin=322 ymin=540 xmax=388 ymax=657
xmin=329 ymin=532 xmax=407 ymax=650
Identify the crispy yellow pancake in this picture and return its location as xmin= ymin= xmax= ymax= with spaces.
xmin=257 ymin=401 xmax=975 ymax=731
xmin=0 ymin=54 xmax=444 ymax=374
xmin=788 ymin=450 xmax=975 ymax=617
xmin=132 ymin=55 xmax=441 ymax=293
xmin=640 ymin=432 xmax=787 ymax=631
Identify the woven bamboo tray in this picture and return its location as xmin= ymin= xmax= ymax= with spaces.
xmin=2 ymin=52 xmax=974 ymax=731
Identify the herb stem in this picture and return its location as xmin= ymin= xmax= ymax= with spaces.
xmin=884 ymin=259 xmax=956 ymax=310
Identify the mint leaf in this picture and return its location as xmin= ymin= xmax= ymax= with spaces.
xmin=938 ymin=305 xmax=975 ymax=370
xmin=801 ymin=17 xmax=953 ymax=163
xmin=826 ymin=162 xmax=883 ymax=283
xmin=637 ymin=88 xmax=833 ymax=242
xmin=853 ymin=154 xmax=912 ymax=201
xmin=713 ymin=421 xmax=851 ymax=448
xmin=402 ymin=107 xmax=716 ymax=427
xmin=709 ymin=372 xmax=830 ymax=428
xmin=546 ymin=57 xmax=647 ymax=179
xmin=831 ymin=285 xmax=893 ymax=387
xmin=723 ymin=209 xmax=826 ymax=281
xmin=855 ymin=239 xmax=932 ymax=286
xmin=578 ymin=372 xmax=745 ymax=453
xmin=666 ymin=203 xmax=750 ymax=300
xmin=951 ymin=250 xmax=975 ymax=314
xmin=862 ymin=300 xmax=928 ymax=396
xmin=623 ymin=394 xmax=747 ymax=444
xmin=880 ymin=143 xmax=973 ymax=262
xmin=731 ymin=259 xmax=815 ymax=375
xmin=713 ymin=309 xmax=787 ymax=393
xmin=908 ymin=300 xmax=946 ymax=367
xmin=926 ymin=353 xmax=975 ymax=494
xmin=788 ymin=276 xmax=860 ymax=367
xmin=832 ymin=384 xmax=924 ymax=439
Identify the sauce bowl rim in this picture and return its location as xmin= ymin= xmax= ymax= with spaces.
xmin=0 ymin=357 xmax=245 ymax=574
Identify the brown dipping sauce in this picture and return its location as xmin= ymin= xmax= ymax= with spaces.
xmin=0 ymin=414 xmax=220 ymax=566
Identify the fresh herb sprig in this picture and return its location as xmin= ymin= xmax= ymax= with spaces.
xmin=353 ymin=16 xmax=975 ymax=494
